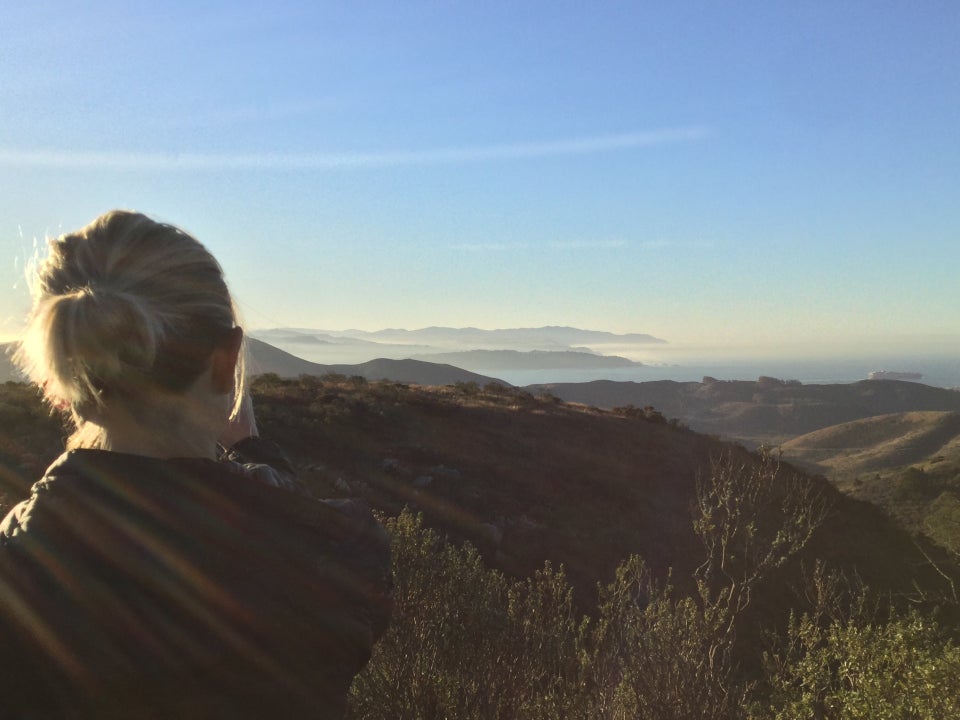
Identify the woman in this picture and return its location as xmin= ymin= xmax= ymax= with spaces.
xmin=0 ymin=211 xmax=391 ymax=718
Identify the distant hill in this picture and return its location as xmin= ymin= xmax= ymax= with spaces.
xmin=780 ymin=411 xmax=960 ymax=552
xmin=266 ymin=326 xmax=666 ymax=349
xmin=529 ymin=377 xmax=960 ymax=447
xmin=252 ymin=329 xmax=380 ymax=346
xmin=246 ymin=337 xmax=505 ymax=386
xmin=355 ymin=326 xmax=666 ymax=348
xmin=253 ymin=330 xmax=335 ymax=345
xmin=409 ymin=349 xmax=641 ymax=370
xmin=781 ymin=411 xmax=960 ymax=481
xmin=245 ymin=337 xmax=331 ymax=376
xmin=250 ymin=326 xmax=661 ymax=367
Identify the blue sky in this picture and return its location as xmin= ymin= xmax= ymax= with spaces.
xmin=1 ymin=1 xmax=958 ymax=358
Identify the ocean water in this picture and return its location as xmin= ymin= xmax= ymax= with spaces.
xmin=486 ymin=357 xmax=960 ymax=390
xmin=258 ymin=337 xmax=960 ymax=390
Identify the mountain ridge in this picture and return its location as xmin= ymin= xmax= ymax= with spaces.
xmin=530 ymin=377 xmax=960 ymax=447
xmin=246 ymin=337 xmax=507 ymax=386
xmin=254 ymin=325 xmax=666 ymax=349
xmin=409 ymin=349 xmax=642 ymax=370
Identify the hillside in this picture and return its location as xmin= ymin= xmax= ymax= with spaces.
xmin=250 ymin=325 xmax=664 ymax=366
xmin=2 ymin=377 xmax=956 ymax=632
xmin=530 ymin=377 xmax=960 ymax=447
xmin=246 ymin=337 xmax=506 ymax=386
xmin=781 ymin=411 xmax=960 ymax=551
xmin=781 ymin=411 xmax=960 ymax=483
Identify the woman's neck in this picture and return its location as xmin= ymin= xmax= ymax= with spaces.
xmin=97 ymin=423 xmax=219 ymax=459
xmin=84 ymin=387 xmax=225 ymax=460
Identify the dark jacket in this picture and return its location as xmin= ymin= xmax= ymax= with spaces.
xmin=0 ymin=439 xmax=392 ymax=719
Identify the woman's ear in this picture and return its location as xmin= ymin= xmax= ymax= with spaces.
xmin=211 ymin=327 xmax=244 ymax=395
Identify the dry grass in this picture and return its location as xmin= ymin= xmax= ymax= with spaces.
xmin=1 ymin=376 xmax=956 ymax=621
xmin=781 ymin=411 xmax=960 ymax=485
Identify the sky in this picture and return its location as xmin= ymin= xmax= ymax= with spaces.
xmin=1 ymin=1 xmax=958 ymax=360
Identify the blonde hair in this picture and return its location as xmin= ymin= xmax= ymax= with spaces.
xmin=15 ymin=210 xmax=245 ymax=447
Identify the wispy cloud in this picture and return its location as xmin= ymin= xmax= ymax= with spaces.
xmin=0 ymin=126 xmax=709 ymax=171
xmin=453 ymin=238 xmax=716 ymax=253
xmin=548 ymin=239 xmax=627 ymax=250
xmin=453 ymin=242 xmax=531 ymax=252
xmin=638 ymin=239 xmax=717 ymax=250
xmin=452 ymin=239 xmax=717 ymax=252
xmin=453 ymin=239 xmax=629 ymax=252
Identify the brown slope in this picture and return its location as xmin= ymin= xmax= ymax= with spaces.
xmin=781 ymin=411 xmax=960 ymax=481
xmin=327 ymin=358 xmax=507 ymax=386
xmin=245 ymin=337 xmax=329 ymax=376
xmin=2 ymin=377 xmax=957 ymax=641
xmin=248 ymin=377 xmax=960 ymax=619
xmin=780 ymin=411 xmax=960 ymax=541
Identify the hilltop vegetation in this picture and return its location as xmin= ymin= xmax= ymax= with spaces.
xmin=3 ymin=376 xmax=960 ymax=717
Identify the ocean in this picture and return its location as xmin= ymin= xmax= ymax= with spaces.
xmin=483 ymin=356 xmax=960 ymax=390
xmin=255 ymin=336 xmax=960 ymax=390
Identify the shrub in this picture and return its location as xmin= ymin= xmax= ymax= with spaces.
xmin=453 ymin=381 xmax=480 ymax=397
xmin=348 ymin=510 xmax=513 ymax=720
xmin=349 ymin=512 xmax=599 ymax=720
xmin=483 ymin=381 xmax=510 ymax=395
xmin=895 ymin=466 xmax=935 ymax=501
xmin=764 ymin=611 xmax=960 ymax=719
xmin=612 ymin=405 xmax=669 ymax=423
xmin=592 ymin=557 xmax=743 ymax=720
xmin=924 ymin=491 xmax=960 ymax=556
xmin=347 ymin=459 xmax=960 ymax=720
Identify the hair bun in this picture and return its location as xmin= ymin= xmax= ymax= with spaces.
xmin=28 ymin=285 xmax=161 ymax=409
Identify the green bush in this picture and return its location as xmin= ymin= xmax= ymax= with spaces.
xmin=924 ymin=491 xmax=960 ymax=556
xmin=764 ymin=611 xmax=960 ymax=719
xmin=592 ymin=557 xmax=742 ymax=720
xmin=348 ymin=510 xmax=511 ymax=720
xmin=453 ymin=381 xmax=480 ymax=397
xmin=347 ymin=457 xmax=958 ymax=720
xmin=895 ymin=466 xmax=936 ymax=501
